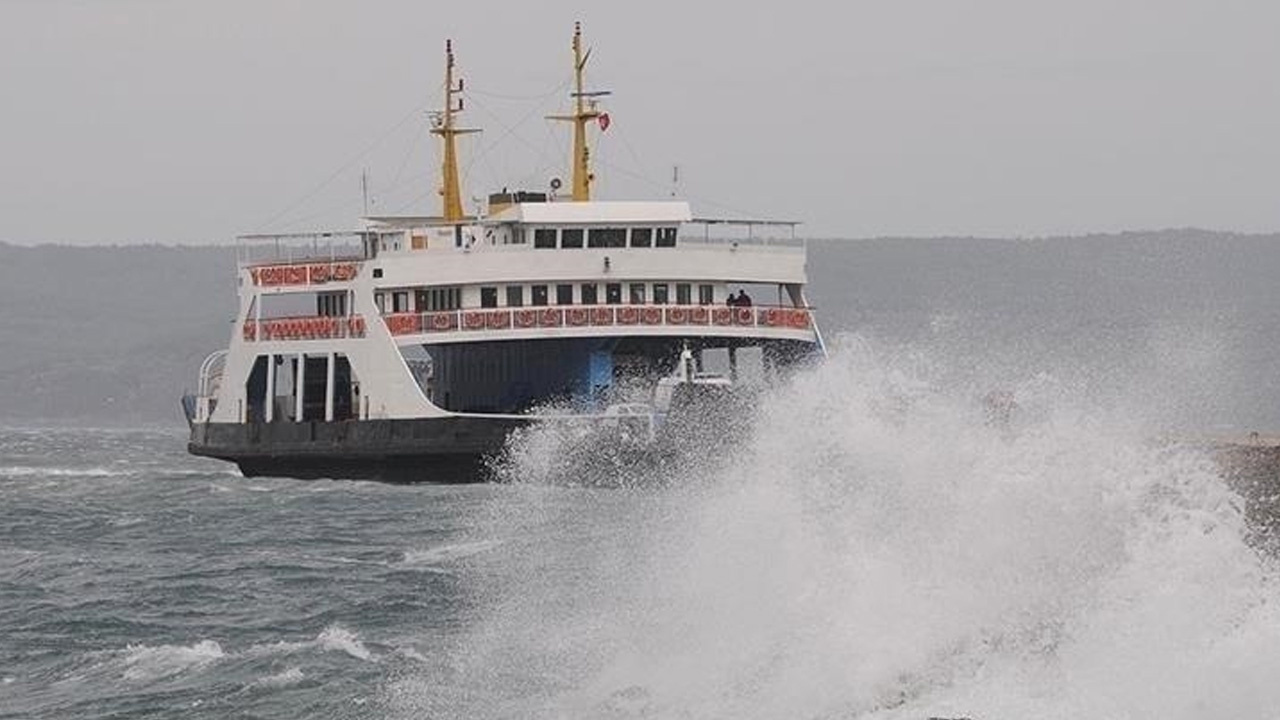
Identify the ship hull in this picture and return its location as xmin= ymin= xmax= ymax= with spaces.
xmin=188 ymin=416 xmax=527 ymax=483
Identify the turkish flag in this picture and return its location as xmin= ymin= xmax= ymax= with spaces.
xmin=598 ymin=112 xmax=611 ymax=132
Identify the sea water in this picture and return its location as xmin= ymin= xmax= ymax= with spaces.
xmin=3 ymin=339 xmax=1279 ymax=718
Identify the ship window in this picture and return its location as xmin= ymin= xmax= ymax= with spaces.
xmin=481 ymin=287 xmax=498 ymax=308
xmin=698 ymin=284 xmax=714 ymax=305
xmin=373 ymin=268 xmax=384 ymax=278
xmin=534 ymin=228 xmax=557 ymax=249
xmin=392 ymin=291 xmax=410 ymax=313
xmin=605 ymin=283 xmax=622 ymax=304
xmin=588 ymin=227 xmax=627 ymax=248
xmin=581 ymin=283 xmax=598 ymax=304
xmin=556 ymin=284 xmax=574 ymax=305
xmin=531 ymin=285 xmax=549 ymax=306
xmin=676 ymin=283 xmax=692 ymax=304
xmin=653 ymin=283 xmax=669 ymax=305
xmin=629 ymin=283 xmax=646 ymax=304
xmin=422 ymin=287 xmax=461 ymax=311
xmin=561 ymin=228 xmax=584 ymax=248
xmin=375 ymin=292 xmax=386 ymax=314
xmin=506 ymin=285 xmax=524 ymax=307
xmin=317 ymin=293 xmax=347 ymax=317
xmin=656 ymin=227 xmax=677 ymax=247
xmin=630 ymin=228 xmax=653 ymax=248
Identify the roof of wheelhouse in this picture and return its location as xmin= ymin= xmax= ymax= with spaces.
xmin=485 ymin=200 xmax=692 ymax=225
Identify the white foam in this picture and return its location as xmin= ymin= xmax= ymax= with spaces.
xmin=316 ymin=625 xmax=373 ymax=661
xmin=253 ymin=667 xmax=305 ymax=688
xmin=121 ymin=640 xmax=225 ymax=681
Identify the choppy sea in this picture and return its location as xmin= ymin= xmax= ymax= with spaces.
xmin=4 ymin=339 xmax=1280 ymax=718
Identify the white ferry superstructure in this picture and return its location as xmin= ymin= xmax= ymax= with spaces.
xmin=185 ymin=24 xmax=825 ymax=481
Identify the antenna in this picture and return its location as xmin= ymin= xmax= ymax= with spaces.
xmin=361 ymin=170 xmax=370 ymax=216
xmin=671 ymin=164 xmax=680 ymax=199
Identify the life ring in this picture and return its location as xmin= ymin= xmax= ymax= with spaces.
xmin=242 ymin=322 xmax=256 ymax=341
xmin=567 ymin=308 xmax=589 ymax=326
xmin=790 ymin=309 xmax=810 ymax=329
xmin=285 ymin=266 xmax=308 ymax=285
xmin=666 ymin=307 xmax=688 ymax=324
xmin=690 ymin=306 xmax=709 ymax=324
xmin=539 ymin=308 xmax=562 ymax=327
xmin=618 ymin=306 xmax=640 ymax=325
xmin=642 ymin=307 xmax=663 ymax=325
xmin=432 ymin=312 xmax=456 ymax=331
xmin=309 ymin=265 xmax=329 ymax=283
xmin=712 ymin=307 xmax=733 ymax=326
xmin=514 ymin=309 xmax=537 ymax=328
xmin=734 ymin=307 xmax=754 ymax=326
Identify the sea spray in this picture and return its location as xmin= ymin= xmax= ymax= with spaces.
xmin=387 ymin=337 xmax=1280 ymax=719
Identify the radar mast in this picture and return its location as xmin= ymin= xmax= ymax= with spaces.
xmin=547 ymin=22 xmax=611 ymax=202
xmin=433 ymin=40 xmax=479 ymax=222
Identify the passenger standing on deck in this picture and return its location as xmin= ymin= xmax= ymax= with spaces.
xmin=736 ymin=290 xmax=752 ymax=307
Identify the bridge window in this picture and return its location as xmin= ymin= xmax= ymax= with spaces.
xmin=506 ymin=285 xmax=524 ymax=307
xmin=561 ymin=228 xmax=584 ymax=248
xmin=676 ymin=283 xmax=691 ymax=304
xmin=656 ymin=227 xmax=677 ymax=247
xmin=698 ymin=284 xmax=714 ymax=305
xmin=531 ymin=285 xmax=549 ymax=306
xmin=581 ymin=283 xmax=598 ymax=304
xmin=534 ymin=228 xmax=557 ymax=249
xmin=630 ymin=228 xmax=652 ymax=248
xmin=653 ymin=284 xmax=669 ymax=305
xmin=556 ymin=284 xmax=574 ymax=305
xmin=588 ymin=227 xmax=627 ymax=248
xmin=481 ymin=287 xmax=498 ymax=308
xmin=629 ymin=283 xmax=646 ymax=304
xmin=605 ymin=283 xmax=622 ymax=304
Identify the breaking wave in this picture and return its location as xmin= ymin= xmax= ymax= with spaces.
xmin=387 ymin=337 xmax=1280 ymax=718
xmin=121 ymin=640 xmax=226 ymax=681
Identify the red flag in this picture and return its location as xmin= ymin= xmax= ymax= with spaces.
xmin=598 ymin=112 xmax=611 ymax=132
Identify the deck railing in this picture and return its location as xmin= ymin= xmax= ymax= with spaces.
xmin=247 ymin=261 xmax=363 ymax=287
xmin=381 ymin=304 xmax=813 ymax=336
xmin=242 ymin=315 xmax=367 ymax=342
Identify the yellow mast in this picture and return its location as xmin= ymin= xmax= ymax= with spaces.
xmin=548 ymin=22 xmax=610 ymax=202
xmin=433 ymin=39 xmax=479 ymax=222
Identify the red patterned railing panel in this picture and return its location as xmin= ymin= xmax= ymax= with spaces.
xmin=250 ymin=262 xmax=361 ymax=287
xmin=242 ymin=315 xmax=367 ymax=341
xmin=380 ymin=305 xmax=814 ymax=337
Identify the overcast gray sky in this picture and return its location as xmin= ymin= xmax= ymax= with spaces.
xmin=1 ymin=0 xmax=1277 ymax=243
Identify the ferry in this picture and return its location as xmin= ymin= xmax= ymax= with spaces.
xmin=184 ymin=24 xmax=826 ymax=481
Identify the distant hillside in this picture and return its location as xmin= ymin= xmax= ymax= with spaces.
xmin=0 ymin=244 xmax=237 ymax=425
xmin=2 ymin=230 xmax=1279 ymax=429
